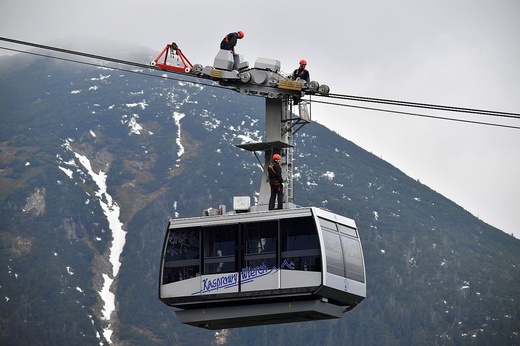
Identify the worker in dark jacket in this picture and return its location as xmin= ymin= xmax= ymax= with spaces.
xmin=268 ymin=154 xmax=284 ymax=210
xmin=220 ymin=31 xmax=244 ymax=54
xmin=292 ymin=59 xmax=310 ymax=83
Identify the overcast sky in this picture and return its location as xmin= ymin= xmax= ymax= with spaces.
xmin=1 ymin=0 xmax=519 ymax=238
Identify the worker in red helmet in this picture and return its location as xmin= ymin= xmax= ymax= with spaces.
xmin=220 ymin=31 xmax=244 ymax=54
xmin=292 ymin=59 xmax=310 ymax=83
xmin=268 ymin=153 xmax=284 ymax=210
xmin=291 ymin=59 xmax=310 ymax=105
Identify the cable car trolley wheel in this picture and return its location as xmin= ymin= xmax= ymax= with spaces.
xmin=192 ymin=63 xmax=203 ymax=74
xmin=240 ymin=72 xmax=251 ymax=83
xmin=308 ymin=80 xmax=320 ymax=92
xmin=318 ymin=84 xmax=330 ymax=94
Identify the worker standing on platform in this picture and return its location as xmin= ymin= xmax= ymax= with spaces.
xmin=220 ymin=31 xmax=244 ymax=54
xmin=292 ymin=59 xmax=310 ymax=83
xmin=268 ymin=154 xmax=284 ymax=210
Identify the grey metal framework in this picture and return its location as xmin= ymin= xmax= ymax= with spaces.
xmin=236 ymin=97 xmax=310 ymax=206
xmin=193 ymin=50 xmax=325 ymax=208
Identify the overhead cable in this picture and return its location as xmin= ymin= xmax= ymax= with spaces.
xmin=0 ymin=44 xmax=226 ymax=90
xmin=323 ymin=93 xmax=520 ymax=119
xmin=1 ymin=36 xmax=519 ymax=130
xmin=312 ymin=99 xmax=520 ymax=130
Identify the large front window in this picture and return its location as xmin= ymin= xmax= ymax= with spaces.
xmin=341 ymin=235 xmax=365 ymax=282
xmin=319 ymin=217 xmax=365 ymax=282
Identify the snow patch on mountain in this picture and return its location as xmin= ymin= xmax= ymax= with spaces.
xmin=125 ymin=100 xmax=148 ymax=109
xmin=60 ymin=139 xmax=127 ymax=344
xmin=121 ymin=114 xmax=143 ymax=135
xmin=200 ymin=110 xmax=221 ymax=131
xmin=322 ymin=171 xmax=335 ymax=180
xmin=173 ymin=111 xmax=185 ymax=164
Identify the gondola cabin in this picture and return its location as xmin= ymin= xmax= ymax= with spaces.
xmin=159 ymin=206 xmax=366 ymax=329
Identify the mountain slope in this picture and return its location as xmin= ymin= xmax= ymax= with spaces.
xmin=0 ymin=40 xmax=519 ymax=345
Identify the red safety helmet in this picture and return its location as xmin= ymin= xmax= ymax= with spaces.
xmin=272 ymin=154 xmax=281 ymax=161
xmin=237 ymin=31 xmax=245 ymax=39
xmin=299 ymin=59 xmax=307 ymax=65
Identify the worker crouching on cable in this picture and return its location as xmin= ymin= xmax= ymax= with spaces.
xmin=220 ymin=31 xmax=244 ymax=54
xmin=268 ymin=154 xmax=284 ymax=210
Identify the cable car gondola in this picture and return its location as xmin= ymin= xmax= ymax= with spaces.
xmin=158 ymin=47 xmax=365 ymax=329
xmin=159 ymin=206 xmax=365 ymax=329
